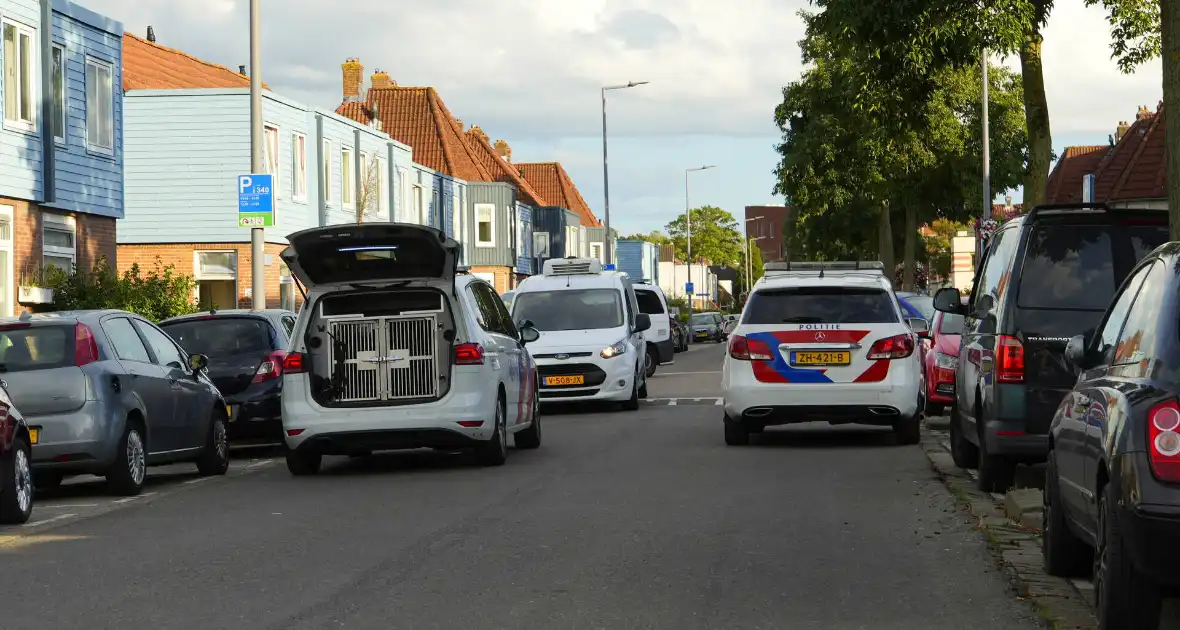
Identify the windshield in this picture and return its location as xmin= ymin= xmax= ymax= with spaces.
xmin=160 ymin=317 xmax=275 ymax=356
xmin=902 ymin=296 xmax=935 ymax=320
xmin=938 ymin=313 xmax=965 ymax=335
xmin=512 ymin=289 xmax=624 ymax=331
xmin=743 ymin=287 xmax=899 ymax=324
xmin=690 ymin=314 xmax=715 ymax=325
xmin=634 ymin=290 xmax=665 ymax=315
xmin=0 ymin=324 xmax=74 ymax=371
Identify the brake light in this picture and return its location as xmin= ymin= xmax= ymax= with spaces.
xmin=281 ymin=352 xmax=306 ymax=373
xmin=454 ymin=343 xmax=484 ymax=365
xmin=728 ymin=335 xmax=773 ymax=361
xmin=867 ymin=333 xmax=914 ymax=359
xmin=996 ymin=335 xmax=1024 ymax=383
xmin=74 ymin=323 xmax=99 ymax=366
xmin=253 ymin=350 xmax=288 ymax=383
xmin=1148 ymin=400 xmax=1180 ymax=482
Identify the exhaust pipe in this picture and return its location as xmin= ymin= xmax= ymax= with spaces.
xmin=744 ymin=408 xmax=772 ymax=417
xmin=868 ymin=406 xmax=898 ymax=416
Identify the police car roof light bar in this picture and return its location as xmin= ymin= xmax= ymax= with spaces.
xmin=762 ymin=260 xmax=885 ymax=278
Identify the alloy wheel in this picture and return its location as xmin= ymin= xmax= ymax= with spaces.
xmin=13 ymin=446 xmax=32 ymax=515
xmin=214 ymin=421 xmax=229 ymax=464
xmin=127 ymin=429 xmax=146 ymax=486
xmin=497 ymin=405 xmax=507 ymax=458
xmin=1094 ymin=498 xmax=1107 ymax=608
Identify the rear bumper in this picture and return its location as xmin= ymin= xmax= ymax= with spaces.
xmin=982 ymin=416 xmax=1049 ymax=461
xmin=723 ymin=359 xmax=921 ymax=421
xmin=654 ymin=338 xmax=675 ymax=364
xmin=225 ymin=386 xmax=283 ymax=440
xmin=1122 ymin=501 xmax=1180 ymax=588
xmin=25 ymin=400 xmax=121 ymax=474
xmin=730 ymin=404 xmax=911 ymax=427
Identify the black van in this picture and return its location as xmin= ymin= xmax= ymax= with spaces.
xmin=932 ymin=203 xmax=1169 ymax=492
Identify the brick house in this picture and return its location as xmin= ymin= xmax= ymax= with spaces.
xmin=1046 ymin=103 xmax=1164 ymax=209
xmin=744 ymin=205 xmax=789 ymax=262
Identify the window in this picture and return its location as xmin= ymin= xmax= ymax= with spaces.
xmin=291 ymin=132 xmax=307 ymax=200
xmin=514 ymin=289 xmax=624 ymax=331
xmin=279 ymin=262 xmax=295 ymax=312
xmin=101 ymin=318 xmax=153 ymax=363
xmin=341 ymin=147 xmax=353 ymax=207
xmin=133 ymin=320 xmax=187 ymax=370
xmin=451 ymin=192 xmax=460 ymax=239
xmin=634 ymin=289 xmax=666 ymax=315
xmin=321 ymin=139 xmax=331 ymax=204
xmin=469 ymin=282 xmax=512 ymax=337
xmin=432 ymin=188 xmax=440 ymax=227
xmin=1113 ymin=261 xmax=1167 ymax=365
xmin=565 ymin=226 xmax=578 ymax=257
xmin=971 ymin=227 xmax=1016 ymax=313
xmin=195 ymin=251 xmax=237 ymax=279
xmin=42 ymin=213 xmax=76 ymax=273
xmin=51 ymin=44 xmax=65 ymax=143
xmin=398 ymin=169 xmax=410 ymax=222
xmin=1095 ymin=265 xmax=1147 ymax=362
xmin=85 ymin=57 xmax=114 ymax=154
xmin=159 ymin=316 xmax=276 ymax=356
xmin=0 ymin=324 xmax=74 ymax=371
xmin=413 ymin=185 xmax=424 ymax=224
xmin=377 ymin=157 xmax=388 ymax=217
xmin=533 ymin=232 xmax=551 ymax=257
xmin=590 ymin=242 xmax=603 ymax=262
xmin=2 ymin=19 xmax=36 ymax=130
xmin=360 ymin=153 xmax=368 ymax=210
xmin=263 ymin=124 xmax=280 ymax=193
xmin=0 ymin=205 xmax=12 ymax=318
xmin=741 ymin=287 xmax=899 ymax=325
xmin=280 ymin=315 xmax=296 ymax=336
xmin=475 ymin=203 xmax=495 ymax=247
xmin=938 ymin=313 xmax=965 ymax=335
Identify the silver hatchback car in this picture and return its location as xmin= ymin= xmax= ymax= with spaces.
xmin=0 ymin=310 xmax=230 ymax=495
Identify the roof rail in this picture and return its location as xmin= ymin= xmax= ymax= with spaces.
xmin=762 ymin=260 xmax=885 ymax=279
xmin=1024 ymin=202 xmax=1110 ymax=222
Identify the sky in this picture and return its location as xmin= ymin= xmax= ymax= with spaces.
xmin=84 ymin=0 xmax=1164 ymax=235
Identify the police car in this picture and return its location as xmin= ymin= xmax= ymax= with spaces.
xmin=721 ymin=261 xmax=927 ymax=446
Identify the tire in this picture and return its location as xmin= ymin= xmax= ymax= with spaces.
xmin=475 ymin=396 xmax=508 ymax=466
xmin=1095 ymin=489 xmax=1162 ymax=629
xmin=976 ymin=422 xmax=1016 ymax=493
xmin=621 ymin=370 xmax=640 ymax=411
xmin=724 ymin=418 xmax=750 ymax=446
xmin=514 ymin=385 xmax=542 ymax=450
xmin=1043 ymin=454 xmax=1091 ymax=577
xmin=285 ymin=446 xmax=322 ymax=476
xmin=32 ymin=470 xmax=64 ymax=490
xmin=106 ymin=422 xmax=147 ymax=496
xmin=924 ymin=403 xmax=944 ymax=417
xmin=893 ymin=413 xmax=921 ymax=445
xmin=949 ymin=405 xmax=979 ymax=469
xmin=644 ymin=347 xmax=657 ymax=378
xmin=638 ymin=374 xmax=648 ymax=399
xmin=195 ymin=410 xmax=230 ymax=477
xmin=0 ymin=434 xmax=33 ymax=525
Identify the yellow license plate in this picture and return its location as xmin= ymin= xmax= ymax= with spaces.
xmin=28 ymin=428 xmax=39 ymax=445
xmin=544 ymin=375 xmax=585 ymax=386
xmin=793 ymin=351 xmax=851 ymax=366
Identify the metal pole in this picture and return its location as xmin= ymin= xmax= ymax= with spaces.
xmin=249 ymin=0 xmax=266 ymax=309
xmin=978 ymin=48 xmax=991 ymax=267
xmin=685 ymin=169 xmax=692 ymax=317
xmin=601 ymin=88 xmax=612 ymax=266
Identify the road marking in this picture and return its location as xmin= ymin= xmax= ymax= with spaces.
xmin=35 ymin=503 xmax=99 ymax=509
xmin=715 ymin=398 xmax=723 ymax=405
xmin=113 ymin=491 xmax=156 ymax=504
xmin=184 ymin=477 xmax=214 ymax=485
xmin=245 ymin=460 xmax=274 ymax=469
xmin=0 ymin=533 xmax=88 ymax=550
xmin=668 ymin=399 xmax=677 ymax=406
xmin=22 ymin=513 xmax=76 ymax=527
xmin=651 ymin=371 xmax=721 ymax=376
xmin=643 ymin=397 xmax=724 ymax=406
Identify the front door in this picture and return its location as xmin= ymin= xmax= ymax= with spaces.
xmin=99 ymin=316 xmax=179 ymax=453
xmin=133 ymin=319 xmax=207 ymax=451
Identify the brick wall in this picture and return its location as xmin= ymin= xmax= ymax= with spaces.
xmin=118 ymin=242 xmax=304 ymax=310
xmin=76 ymin=214 xmax=117 ymax=271
xmin=469 ymin=265 xmax=512 ymax=293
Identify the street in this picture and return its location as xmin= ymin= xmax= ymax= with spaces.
xmin=0 ymin=342 xmax=1040 ymax=629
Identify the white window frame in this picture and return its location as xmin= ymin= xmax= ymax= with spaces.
xmin=475 ymin=203 xmax=496 ymax=248
xmin=397 ymin=168 xmax=410 ymax=222
xmin=413 ymin=184 xmax=424 ymax=224
xmin=321 ymin=139 xmax=332 ymax=204
xmin=42 ymin=212 xmax=77 ymax=273
xmin=377 ymin=157 xmax=388 ymax=218
xmin=291 ymin=131 xmax=307 ymax=201
xmin=192 ymin=250 xmax=238 ymax=281
xmin=51 ymin=43 xmax=66 ymax=144
xmin=451 ymin=192 xmax=460 ymax=239
xmin=0 ymin=205 xmax=13 ymax=316
xmin=341 ymin=146 xmax=354 ymax=208
xmin=533 ymin=232 xmax=550 ymax=258
xmin=84 ymin=56 xmax=114 ymax=155
xmin=3 ymin=19 xmax=38 ymax=132
xmin=590 ymin=242 xmax=603 ymax=262
xmin=263 ymin=123 xmax=280 ymax=195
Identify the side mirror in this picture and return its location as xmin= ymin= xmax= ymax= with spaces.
xmin=188 ymin=353 xmax=209 ymax=373
xmin=933 ymin=287 xmax=965 ymax=314
xmin=519 ymin=325 xmax=540 ymax=344
xmin=1064 ymin=335 xmax=1094 ymax=369
xmin=634 ymin=313 xmax=652 ymax=333
xmin=907 ymin=317 xmax=930 ymax=337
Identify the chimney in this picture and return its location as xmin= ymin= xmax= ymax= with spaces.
xmin=1004 ymin=195 xmax=1012 ymax=207
xmin=455 ymin=118 xmax=463 ymax=130
xmin=468 ymin=125 xmax=489 ymax=145
xmin=146 ymin=26 xmax=156 ymax=42
xmin=370 ymin=70 xmax=394 ymax=89
xmin=238 ymin=65 xmax=246 ymax=75
xmin=1136 ymin=105 xmax=1151 ymax=121
xmin=493 ymin=139 xmax=511 ymax=162
xmin=1115 ymin=120 xmax=1131 ymax=142
xmin=341 ymin=58 xmax=364 ymax=102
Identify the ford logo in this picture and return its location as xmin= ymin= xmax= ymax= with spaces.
xmin=555 ymin=353 xmax=570 ymax=360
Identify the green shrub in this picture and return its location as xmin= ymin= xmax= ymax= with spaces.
xmin=44 ymin=256 xmax=198 ymax=322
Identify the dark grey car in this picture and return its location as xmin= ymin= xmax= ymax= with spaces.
xmin=0 ymin=310 xmax=230 ymax=496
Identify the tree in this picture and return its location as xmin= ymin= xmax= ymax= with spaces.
xmin=619 ymin=230 xmax=671 ymax=245
xmin=664 ymin=206 xmax=744 ymax=267
xmin=355 ymin=157 xmax=382 ymax=223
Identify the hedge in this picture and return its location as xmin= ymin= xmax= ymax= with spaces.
xmin=43 ymin=256 xmax=199 ymax=322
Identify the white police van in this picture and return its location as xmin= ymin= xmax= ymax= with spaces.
xmin=512 ymin=258 xmax=651 ymax=410
xmin=721 ymin=261 xmax=927 ymax=445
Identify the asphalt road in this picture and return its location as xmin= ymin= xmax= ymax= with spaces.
xmin=0 ymin=342 xmax=1041 ymax=629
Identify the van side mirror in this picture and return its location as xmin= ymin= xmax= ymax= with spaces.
xmin=1065 ymin=335 xmax=1095 ymax=369
xmin=933 ymin=287 xmax=965 ymax=314
xmin=634 ymin=313 xmax=651 ymax=333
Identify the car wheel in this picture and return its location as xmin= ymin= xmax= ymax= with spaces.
xmin=0 ymin=434 xmax=34 ymax=525
xmin=1043 ymin=454 xmax=1091 ymax=577
xmin=106 ymin=422 xmax=147 ymax=496
xmin=285 ymin=446 xmax=322 ymax=476
xmin=949 ymin=405 xmax=979 ymax=469
xmin=621 ymin=371 xmax=641 ymax=411
xmin=196 ymin=409 xmax=231 ymax=476
xmin=644 ymin=348 xmax=657 ymax=378
xmin=475 ymin=396 xmax=509 ymax=466
xmin=892 ymin=411 xmax=921 ymax=445
xmin=724 ymin=416 xmax=750 ymax=446
xmin=1094 ymin=488 xmax=1161 ymax=629
xmin=514 ymin=385 xmax=542 ymax=450
xmin=976 ymin=420 xmax=1016 ymax=493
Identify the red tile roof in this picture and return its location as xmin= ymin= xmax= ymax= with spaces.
xmin=1045 ymin=145 xmax=1110 ymax=204
xmin=122 ymin=33 xmax=267 ymax=91
xmin=1093 ymin=103 xmax=1166 ymax=202
xmin=461 ymin=127 xmax=547 ymax=206
xmin=517 ymin=162 xmax=600 ymax=226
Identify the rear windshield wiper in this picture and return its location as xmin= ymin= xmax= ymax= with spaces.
xmin=348 ymin=280 xmax=411 ymax=290
xmin=781 ymin=316 xmax=823 ymax=323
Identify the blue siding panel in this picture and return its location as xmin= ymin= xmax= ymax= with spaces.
xmin=261 ymin=95 xmax=316 ymax=235
xmin=0 ymin=0 xmax=47 ymax=200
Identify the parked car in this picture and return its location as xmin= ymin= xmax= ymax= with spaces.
xmin=632 ymin=283 xmax=674 ymax=377
xmin=668 ymin=307 xmax=689 ymax=352
xmin=0 ymin=310 xmax=230 ymax=495
xmin=159 ymin=309 xmax=297 ymax=443
xmin=0 ymin=380 xmax=33 ymax=524
xmin=690 ymin=311 xmax=726 ymax=343
xmin=922 ymin=310 xmax=963 ymax=416
xmin=1042 ymin=241 xmax=1180 ymax=629
xmin=278 ymin=223 xmax=543 ymax=475
xmin=933 ymin=202 xmax=1170 ymax=492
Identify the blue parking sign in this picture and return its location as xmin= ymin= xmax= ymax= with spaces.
xmin=685 ymin=282 xmax=694 ymax=295
xmin=238 ymin=174 xmax=275 ymax=228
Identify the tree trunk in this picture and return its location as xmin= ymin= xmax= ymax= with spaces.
xmin=877 ymin=203 xmax=894 ymax=276
xmin=1020 ymin=26 xmax=1052 ymax=208
xmin=902 ymin=205 xmax=916 ymax=290
xmin=1163 ymin=0 xmax=1180 ymax=240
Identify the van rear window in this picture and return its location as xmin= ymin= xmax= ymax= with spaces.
xmin=1016 ymin=224 xmax=1168 ymax=310
xmin=634 ymin=290 xmax=665 ymax=315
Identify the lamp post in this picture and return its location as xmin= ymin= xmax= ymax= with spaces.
xmin=978 ymin=48 xmax=991 ymax=267
xmin=685 ymin=165 xmax=715 ymax=318
xmin=249 ymin=0 xmax=265 ymax=309
xmin=744 ymin=216 xmax=764 ymax=298
xmin=601 ymin=81 xmax=648 ymax=266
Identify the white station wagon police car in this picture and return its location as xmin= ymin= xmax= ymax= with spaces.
xmin=721 ymin=261 xmax=927 ymax=446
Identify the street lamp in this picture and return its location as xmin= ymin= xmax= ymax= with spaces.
xmin=601 ymin=81 xmax=648 ymax=266
xmin=744 ymin=216 xmax=764 ymax=296
xmin=685 ymin=164 xmax=715 ymax=318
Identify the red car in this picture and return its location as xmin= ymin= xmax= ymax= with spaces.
xmin=923 ymin=310 xmax=964 ymax=416
xmin=0 ymin=379 xmax=33 ymax=524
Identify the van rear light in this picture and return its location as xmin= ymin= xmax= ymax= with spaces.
xmin=75 ymin=323 xmax=99 ymax=366
xmin=728 ymin=335 xmax=773 ymax=361
xmin=996 ymin=335 xmax=1024 ymax=383
xmin=867 ymin=333 xmax=914 ymax=359
xmin=1148 ymin=400 xmax=1180 ymax=482
xmin=454 ymin=343 xmax=484 ymax=365
xmin=281 ymin=352 xmax=306 ymax=374
xmin=253 ymin=350 xmax=288 ymax=383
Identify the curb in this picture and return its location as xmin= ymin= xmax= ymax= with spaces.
xmin=918 ymin=429 xmax=1097 ymax=629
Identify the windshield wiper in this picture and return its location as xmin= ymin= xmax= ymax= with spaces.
xmin=781 ymin=316 xmax=823 ymax=323
xmin=349 ymin=280 xmax=411 ymax=290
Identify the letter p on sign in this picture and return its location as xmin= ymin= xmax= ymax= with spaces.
xmin=239 ymin=175 xmax=252 ymax=194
